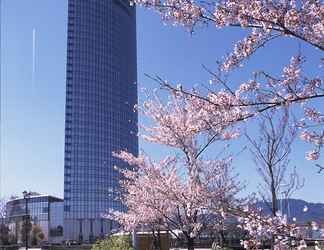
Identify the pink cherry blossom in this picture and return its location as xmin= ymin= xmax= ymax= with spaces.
xmin=129 ymin=0 xmax=323 ymax=165
xmin=108 ymin=91 xmax=242 ymax=250
xmin=237 ymin=206 xmax=308 ymax=250
xmin=112 ymin=1 xmax=323 ymax=249
xmin=306 ymin=150 xmax=320 ymax=160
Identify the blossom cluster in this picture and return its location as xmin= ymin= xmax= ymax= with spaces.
xmin=131 ymin=0 xmax=323 ymax=70
xmin=203 ymin=55 xmax=324 ymax=162
xmin=140 ymin=91 xmax=245 ymax=151
xmin=221 ymin=30 xmax=271 ymax=71
xmin=238 ymin=208 xmax=307 ymax=250
xmin=110 ymin=150 xmax=238 ymax=238
xmin=157 ymin=53 xmax=323 ymax=164
xmin=130 ymin=0 xmax=204 ymax=29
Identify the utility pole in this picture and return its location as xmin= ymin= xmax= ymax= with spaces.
xmin=23 ymin=191 xmax=31 ymax=250
xmin=132 ymin=229 xmax=138 ymax=250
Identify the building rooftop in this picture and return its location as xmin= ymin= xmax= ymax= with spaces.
xmin=7 ymin=194 xmax=63 ymax=204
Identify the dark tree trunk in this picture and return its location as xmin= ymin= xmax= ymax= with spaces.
xmin=187 ymin=237 xmax=195 ymax=250
xmin=151 ymin=228 xmax=161 ymax=250
xmin=269 ymin=166 xmax=277 ymax=250
xmin=157 ymin=229 xmax=162 ymax=250
xmin=270 ymin=172 xmax=278 ymax=216
xmin=219 ymin=230 xmax=226 ymax=248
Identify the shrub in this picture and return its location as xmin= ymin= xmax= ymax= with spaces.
xmin=92 ymin=235 xmax=134 ymax=250
xmin=31 ymin=224 xmax=45 ymax=246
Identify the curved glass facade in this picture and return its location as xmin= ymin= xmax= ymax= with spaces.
xmin=63 ymin=0 xmax=138 ymax=242
xmin=6 ymin=195 xmax=64 ymax=243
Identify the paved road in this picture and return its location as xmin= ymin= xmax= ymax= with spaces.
xmin=19 ymin=248 xmax=41 ymax=250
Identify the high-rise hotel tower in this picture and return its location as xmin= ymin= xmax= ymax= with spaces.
xmin=63 ymin=0 xmax=138 ymax=241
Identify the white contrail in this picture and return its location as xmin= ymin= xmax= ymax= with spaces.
xmin=32 ymin=28 xmax=36 ymax=85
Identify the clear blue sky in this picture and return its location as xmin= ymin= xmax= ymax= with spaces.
xmin=1 ymin=0 xmax=323 ymax=202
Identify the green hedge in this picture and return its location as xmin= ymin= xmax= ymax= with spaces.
xmin=92 ymin=235 xmax=134 ymax=250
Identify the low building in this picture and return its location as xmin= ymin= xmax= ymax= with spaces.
xmin=6 ymin=194 xmax=64 ymax=244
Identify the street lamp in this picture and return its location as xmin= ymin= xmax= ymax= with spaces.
xmin=22 ymin=191 xmax=32 ymax=250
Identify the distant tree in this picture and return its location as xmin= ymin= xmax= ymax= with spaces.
xmin=0 ymin=199 xmax=6 ymax=222
xmin=92 ymin=235 xmax=134 ymax=250
xmin=0 ymin=198 xmax=9 ymax=245
xmin=306 ymin=221 xmax=314 ymax=239
xmin=0 ymin=223 xmax=10 ymax=245
xmin=246 ymin=109 xmax=304 ymax=217
xmin=30 ymin=224 xmax=45 ymax=246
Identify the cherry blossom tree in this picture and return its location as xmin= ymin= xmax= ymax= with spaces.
xmin=129 ymin=0 xmax=323 ymax=169
xmin=109 ymin=92 xmax=242 ymax=250
xmin=111 ymin=1 xmax=322 ymax=249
